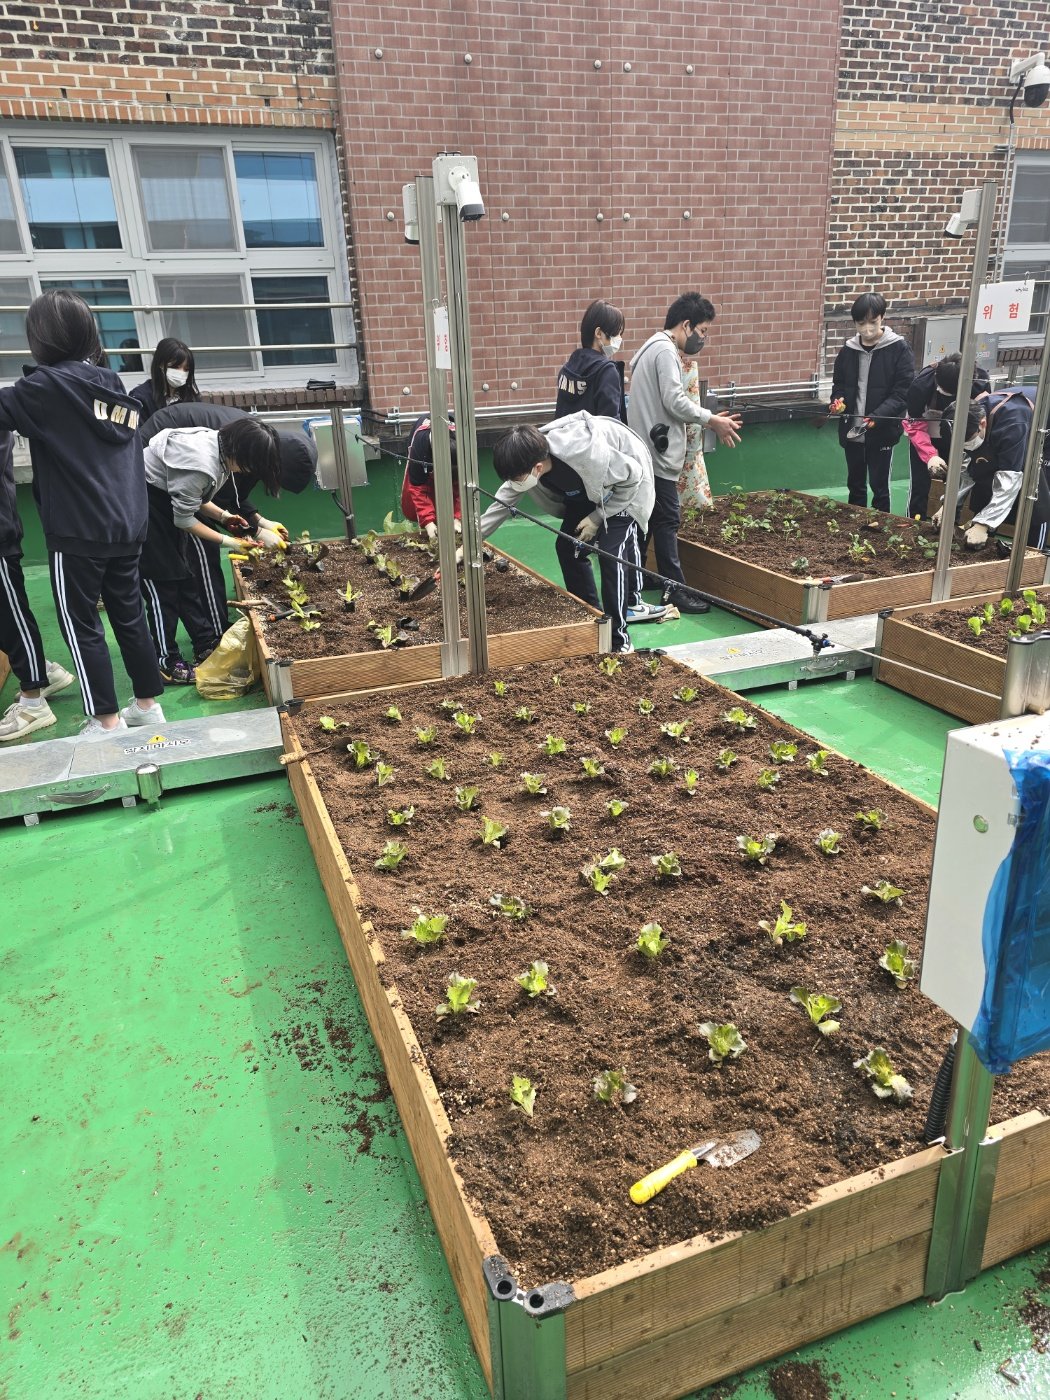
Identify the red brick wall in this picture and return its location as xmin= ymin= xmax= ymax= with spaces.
xmin=332 ymin=0 xmax=840 ymax=420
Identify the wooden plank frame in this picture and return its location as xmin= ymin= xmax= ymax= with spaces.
xmin=278 ymin=677 xmax=1050 ymax=1400
xmin=233 ymin=538 xmax=605 ymax=703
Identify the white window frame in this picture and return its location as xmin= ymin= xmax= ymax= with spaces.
xmin=0 ymin=123 xmax=357 ymax=391
xmin=1001 ymin=152 xmax=1050 ymax=350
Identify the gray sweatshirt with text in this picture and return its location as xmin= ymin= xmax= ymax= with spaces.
xmin=627 ymin=331 xmax=712 ymax=481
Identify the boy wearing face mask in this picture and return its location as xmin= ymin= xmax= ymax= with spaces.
xmin=628 ymin=293 xmax=743 ymax=614
xmin=901 ymin=353 xmax=991 ymax=519
xmin=556 ymin=300 xmax=628 ymax=422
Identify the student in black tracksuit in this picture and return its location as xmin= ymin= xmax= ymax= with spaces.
xmin=129 ymin=337 xmax=201 ymax=426
xmin=902 ymin=354 xmax=991 ymax=519
xmin=830 ymin=292 xmax=915 ymax=513
xmin=142 ymin=402 xmax=317 ymax=644
xmin=0 ymin=290 xmax=164 ymax=737
xmin=555 ymin=300 xmax=627 ymax=422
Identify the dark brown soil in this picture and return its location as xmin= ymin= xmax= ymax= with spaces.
xmin=678 ymin=490 xmax=1000 ymax=581
xmin=234 ymin=535 xmax=592 ymax=660
xmin=903 ymin=587 xmax=1050 ymax=658
xmin=290 ymin=653 xmax=1050 ymax=1287
xmin=767 ymin=1361 xmax=837 ymax=1399
xmin=1019 ymin=1289 xmax=1050 ymax=1352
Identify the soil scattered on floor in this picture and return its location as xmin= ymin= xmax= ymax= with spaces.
xmin=904 ymin=586 xmax=1050 ymax=658
xmin=1020 ymin=1289 xmax=1050 ymax=1352
xmin=767 ymin=1361 xmax=836 ymax=1399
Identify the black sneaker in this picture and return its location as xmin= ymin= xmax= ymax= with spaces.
xmin=664 ymin=588 xmax=710 ymax=615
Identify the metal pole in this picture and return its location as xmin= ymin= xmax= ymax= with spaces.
xmin=1004 ymin=311 xmax=1050 ymax=593
xmin=931 ymin=182 xmax=998 ymax=603
xmin=329 ymin=402 xmax=356 ymax=540
xmin=414 ymin=177 xmax=464 ymax=676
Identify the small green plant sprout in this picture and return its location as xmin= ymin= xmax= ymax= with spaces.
xmin=980 ymin=601 xmax=995 ymax=624
xmin=402 ymin=914 xmax=448 ymax=946
xmin=342 ymin=581 xmax=361 ymax=609
xmin=755 ymin=768 xmax=781 ymax=791
xmin=854 ymin=1048 xmax=912 ymax=1104
xmin=543 ymin=805 xmax=572 ymax=834
xmin=346 ymin=739 xmax=374 ymax=769
xmin=438 ymin=698 xmax=461 ymax=714
xmin=758 ymin=899 xmax=807 ymax=946
xmin=368 ymin=622 xmax=408 ymax=649
xmin=644 ymin=656 xmax=661 ymax=677
xmin=769 ymin=740 xmax=798 ymax=763
xmin=651 ymin=851 xmax=683 ymax=880
xmin=318 ymin=714 xmax=349 ymax=733
xmin=425 ymin=757 xmax=450 ymax=781
xmin=636 ymin=921 xmax=668 ymax=959
xmin=543 ymin=734 xmax=568 ymax=756
xmin=486 ymin=752 xmax=504 ymax=768
xmin=509 ymin=705 xmax=531 ymax=724
xmin=722 ymin=706 xmax=757 ymax=733
xmin=966 ymin=614 xmax=985 ymax=640
xmin=374 ymin=839 xmax=409 ymax=872
xmin=781 ymin=517 xmax=801 ymax=538
xmin=648 ymin=757 xmax=677 ymax=779
xmin=660 ymin=720 xmax=691 ymax=743
xmin=516 ymin=960 xmax=556 ymax=999
xmin=879 ymin=939 xmax=917 ymax=989
xmin=605 ymin=797 xmax=629 ymax=819
xmin=453 ymin=710 xmax=480 ymax=736
xmin=489 ymin=893 xmax=530 ymax=920
xmin=999 ymin=596 xmax=1016 ymax=616
xmin=510 ymin=1075 xmax=536 ymax=1117
xmin=597 ymin=848 xmax=626 ymax=872
xmin=854 ymin=808 xmax=885 ymax=831
xmin=387 ymin=804 xmax=415 ymax=827
xmin=847 ymin=532 xmax=877 ymax=564
xmin=593 ymin=1069 xmax=638 ymax=1106
xmin=826 ymin=517 xmax=841 ymax=536
xmin=698 ymin=1021 xmax=747 ymax=1066
xmin=605 ymin=725 xmax=629 ymax=747
xmin=737 ymin=833 xmax=778 ymax=864
xmin=374 ymin=762 xmax=396 ymax=787
xmin=862 ymin=879 xmax=904 ymax=906
xmin=384 ymin=705 xmax=403 ymax=723
xmin=1012 ymin=613 xmax=1034 ymax=637
xmin=479 ymin=816 xmax=508 ymax=849
xmin=580 ymin=756 xmax=606 ymax=779
xmin=454 ymin=785 xmax=480 ymax=811
xmin=673 ymin=685 xmax=701 ymax=703
xmin=815 ymin=828 xmax=843 ymax=856
xmin=582 ymin=861 xmax=616 ymax=895
xmin=716 ymin=748 xmax=738 ymax=770
xmin=885 ymin=534 xmax=909 ymax=558
xmin=682 ymin=768 xmax=701 ymax=797
xmin=436 ymin=973 xmax=480 ymax=1019
xmin=636 ymin=697 xmax=656 ymax=716
xmin=914 ymin=532 xmax=936 ymax=559
xmin=414 ymin=725 xmax=437 ymax=746
xmin=572 ymin=700 xmax=591 ymax=716
xmin=598 ymin=655 xmax=622 ymax=677
xmin=805 ymin=749 xmax=831 ymax=776
xmin=1029 ymin=597 xmax=1048 ymax=627
xmin=290 ymin=602 xmax=322 ymax=632
xmin=790 ymin=556 xmax=810 ymax=575
xmin=790 ymin=987 xmax=841 ymax=1035
xmin=550 ymin=672 xmax=562 ymax=687
xmin=520 ymin=771 xmax=548 ymax=796
xmin=493 ymin=679 xmax=508 ymax=697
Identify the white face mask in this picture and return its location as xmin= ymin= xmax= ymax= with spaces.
xmin=964 ymin=431 xmax=985 ymax=452
xmin=166 ymin=368 xmax=189 ymax=389
xmin=602 ymin=335 xmax=623 ymax=357
xmin=507 ymin=470 xmax=539 ymax=495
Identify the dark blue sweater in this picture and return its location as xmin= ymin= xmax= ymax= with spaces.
xmin=555 ymin=348 xmax=626 ymax=422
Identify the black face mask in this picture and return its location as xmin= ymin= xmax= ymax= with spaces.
xmin=682 ymin=330 xmax=705 ymax=355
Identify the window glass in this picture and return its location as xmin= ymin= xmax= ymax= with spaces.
xmin=0 ymin=277 xmax=33 ymax=376
xmin=1007 ymin=168 xmax=1050 ymax=245
xmin=133 ymin=147 xmax=236 ymax=251
xmin=39 ymin=278 xmax=140 ymax=370
xmin=154 ymin=274 xmax=252 ymax=371
xmin=252 ymin=275 xmax=335 ymax=366
xmin=0 ymin=167 xmax=22 ymax=252
xmin=235 ymin=151 xmax=323 ymax=248
xmin=13 ymin=146 xmax=121 ymax=250
xmin=1003 ymin=260 xmax=1050 ymax=339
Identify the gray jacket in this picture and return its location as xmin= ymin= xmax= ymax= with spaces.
xmin=627 ymin=331 xmax=712 ymax=481
xmin=479 ymin=411 xmax=655 ymax=538
xmin=143 ymin=426 xmax=229 ymax=529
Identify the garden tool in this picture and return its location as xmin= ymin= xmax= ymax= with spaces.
xmin=630 ymin=1129 xmax=761 ymax=1205
xmin=232 ymin=597 xmax=296 ymax=623
xmin=402 ymin=574 xmax=439 ymax=601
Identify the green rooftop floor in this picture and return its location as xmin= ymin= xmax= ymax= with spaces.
xmin=4 ymin=442 xmax=1050 ymax=1400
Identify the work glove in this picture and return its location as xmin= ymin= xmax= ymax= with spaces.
xmin=454 ymin=546 xmax=464 ymax=567
xmin=425 ymin=521 xmax=438 ymax=543
xmin=930 ymin=506 xmax=944 ymax=529
xmin=574 ymin=515 xmax=601 ymax=544
xmin=218 ymin=509 xmax=251 ymax=533
xmin=454 ymin=518 xmax=462 ymax=534
xmin=829 ymin=397 xmax=846 ymax=415
xmin=927 ymin=456 xmax=948 ymax=479
xmin=255 ymin=526 xmax=287 ymax=550
xmin=255 ymin=516 xmax=289 ymax=542
xmin=964 ymin=521 xmax=989 ymax=550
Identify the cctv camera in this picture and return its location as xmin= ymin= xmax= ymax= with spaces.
xmin=1023 ymin=61 xmax=1050 ymax=107
xmin=447 ymin=165 xmax=485 ymax=222
xmin=944 ymin=213 xmax=968 ymax=239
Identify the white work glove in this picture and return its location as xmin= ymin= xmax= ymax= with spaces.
xmin=927 ymin=456 xmax=948 ymax=479
xmin=964 ymin=521 xmax=989 ymax=550
xmin=425 ymin=521 xmax=438 ymax=543
xmin=256 ymin=516 xmax=289 ymax=541
xmin=454 ymin=546 xmax=464 ymax=567
xmin=222 ymin=534 xmax=253 ymax=553
xmin=574 ymin=515 xmax=600 ymax=544
xmin=931 ymin=506 xmax=944 ymax=529
xmin=255 ymin=526 xmax=287 ymax=550
xmin=453 ymin=518 xmax=462 ymax=534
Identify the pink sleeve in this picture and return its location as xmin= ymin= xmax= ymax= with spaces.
xmin=902 ymin=417 xmax=937 ymax=463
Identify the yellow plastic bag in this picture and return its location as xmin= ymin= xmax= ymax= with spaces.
xmin=194 ymin=615 xmax=260 ymax=700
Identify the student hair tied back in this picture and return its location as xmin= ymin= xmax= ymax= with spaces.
xmin=26 ymin=289 xmax=104 ymax=367
xmin=219 ymin=417 xmax=282 ymax=497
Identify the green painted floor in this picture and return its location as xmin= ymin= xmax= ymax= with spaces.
xmin=5 ymin=453 xmax=1050 ymax=1399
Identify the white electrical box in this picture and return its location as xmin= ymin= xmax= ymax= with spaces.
xmin=303 ymin=412 xmax=368 ymax=491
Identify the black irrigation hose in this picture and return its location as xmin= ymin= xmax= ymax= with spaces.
xmin=923 ymin=1031 xmax=959 ymax=1144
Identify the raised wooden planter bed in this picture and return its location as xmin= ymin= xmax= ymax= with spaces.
xmin=232 ymin=538 xmax=607 ymax=704
xmin=278 ymin=666 xmax=1050 ymax=1399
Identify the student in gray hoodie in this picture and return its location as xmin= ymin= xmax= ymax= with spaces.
xmin=627 ymin=293 xmax=742 ymax=612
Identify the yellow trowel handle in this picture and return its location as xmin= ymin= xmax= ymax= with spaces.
xmin=630 ymin=1149 xmax=697 ymax=1205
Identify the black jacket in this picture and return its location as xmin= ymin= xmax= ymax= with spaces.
xmin=943 ymin=389 xmax=1035 ymax=486
xmin=831 ymin=331 xmax=915 ymax=447
xmin=0 ymin=361 xmax=147 ymax=557
xmin=0 ymin=430 xmax=19 ymax=556
xmin=555 ymin=349 xmax=626 ymax=422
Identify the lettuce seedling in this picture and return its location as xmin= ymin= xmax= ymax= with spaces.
xmin=716 ymin=748 xmax=738 ymax=770
xmin=605 ymin=797 xmax=628 ymax=819
xmin=493 ymin=679 xmax=508 ymax=697
xmin=550 ymin=672 xmax=562 ymax=687
xmin=414 ymin=725 xmax=437 ymax=745
xmin=453 ymin=710 xmax=480 ymax=736
xmin=636 ymin=921 xmax=668 ymax=959
xmin=722 ymin=706 xmax=757 ymax=733
xmin=510 ymin=1075 xmax=536 ymax=1116
xmin=438 ymin=698 xmax=461 ymax=713
xmin=454 ymin=785 xmax=480 ymax=811
xmin=1030 ymin=599 xmax=1048 ymax=626
xmin=543 ymin=734 xmax=567 ymax=756
xmin=516 ymin=960 xmax=556 ymax=999
xmin=593 ymin=1069 xmax=638 ymax=1106
xmin=854 ymin=1048 xmax=912 ymax=1103
xmin=426 ymin=758 xmax=450 ymax=781
xmin=805 ymin=749 xmax=830 ymax=776
xmin=651 ymin=851 xmax=682 ymax=879
xmin=480 ymin=816 xmax=508 ymax=848
xmin=489 ymin=893 xmax=529 ymax=920
xmin=387 ymin=805 xmax=415 ymax=827
xmin=637 ymin=697 xmax=656 ymax=716
xmin=486 ymin=752 xmax=504 ymax=767
xmin=999 ymin=596 xmax=1016 ymax=616
xmin=879 ymin=939 xmax=917 ymax=989
xmin=369 ymin=622 xmax=409 ymax=649
xmin=756 ymin=768 xmax=780 ymax=790
xmin=402 ymin=914 xmax=448 ymax=945
xmin=790 ymin=986 xmax=840 ymax=1034
xmin=660 ymin=720 xmax=691 ymax=742
xmin=966 ymin=615 xmax=984 ymax=639
xmin=737 ymin=833 xmax=778 ymax=864
xmin=436 ymin=973 xmax=479 ymax=1019
xmin=572 ymin=700 xmax=591 ymax=715
xmin=384 ymin=705 xmax=403 ymax=723
xmin=520 ymin=772 xmax=547 ymax=796
xmin=815 ymin=828 xmax=843 ymax=856
xmin=514 ymin=706 xmax=536 ymax=723
xmin=854 ymin=808 xmax=885 ymax=831
xmin=342 ymin=581 xmax=361 ymax=610
xmin=790 ymin=556 xmax=810 ymax=574
xmin=769 ymin=740 xmax=798 ymax=763
xmin=682 ymin=768 xmax=700 ymax=796
xmin=580 ymin=756 xmax=606 ymax=778
xmin=605 ymin=726 xmax=628 ymax=746
xmin=319 ymin=715 xmax=349 ymax=732
xmin=673 ymin=686 xmax=700 ymax=703
xmin=644 ymin=656 xmax=661 ymax=676
xmin=374 ymin=840 xmax=409 ymax=872
xmin=598 ymin=655 xmax=622 ymax=677
xmin=1012 ymin=614 xmax=1034 ymax=637
xmin=346 ymin=739 xmax=374 ymax=768
xmin=543 ymin=805 xmax=572 ymax=834
xmin=598 ymin=848 xmax=626 ymax=871
xmin=862 ymin=879 xmax=904 ymax=906
xmin=582 ymin=862 xmax=616 ymax=895
xmin=981 ymin=601 xmax=995 ymax=624
xmin=648 ymin=757 xmax=677 ymax=779
xmin=374 ymin=762 xmax=396 ymax=787
xmin=758 ymin=899 xmax=807 ymax=946
xmin=698 ymin=1021 xmax=747 ymax=1066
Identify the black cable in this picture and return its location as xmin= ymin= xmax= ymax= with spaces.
xmin=923 ymin=1031 xmax=959 ymax=1144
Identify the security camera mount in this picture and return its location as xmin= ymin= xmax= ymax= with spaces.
xmin=1008 ymin=51 xmax=1050 ymax=116
xmin=433 ymin=153 xmax=485 ymax=221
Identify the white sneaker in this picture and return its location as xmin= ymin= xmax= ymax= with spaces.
xmin=40 ymin=661 xmax=75 ymax=697
xmin=0 ymin=699 xmax=57 ymax=742
xmin=121 ymin=700 xmax=166 ymax=728
xmin=625 ymin=601 xmax=671 ymax=623
xmin=613 ymin=641 xmax=635 ymax=656
xmin=79 ymin=717 xmax=128 ymax=740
